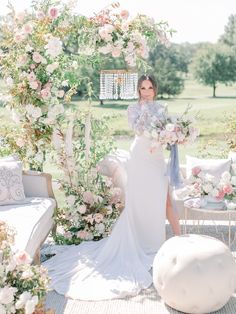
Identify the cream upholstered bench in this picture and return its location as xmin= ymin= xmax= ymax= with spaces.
xmin=0 ymin=170 xmax=56 ymax=264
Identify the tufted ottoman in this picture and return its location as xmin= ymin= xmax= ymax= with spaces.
xmin=153 ymin=234 xmax=236 ymax=314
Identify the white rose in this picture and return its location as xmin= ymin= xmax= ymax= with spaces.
xmin=6 ymin=259 xmax=16 ymax=272
xmin=45 ymin=37 xmax=62 ymax=58
xmin=95 ymin=223 xmax=105 ymax=234
xmin=34 ymin=152 xmax=44 ymax=163
xmin=0 ymin=286 xmax=17 ymax=305
xmin=221 ymin=171 xmax=231 ymax=183
xmin=0 ymin=304 xmax=6 ymax=314
xmin=66 ymin=195 xmax=76 ymax=206
xmin=16 ymin=138 xmax=25 ymax=148
xmin=78 ymin=205 xmax=87 ymax=214
xmin=211 ymin=188 xmax=219 ymax=197
xmin=15 ymin=292 xmax=32 ymax=309
xmin=21 ymin=269 xmax=34 ymax=279
xmin=25 ymin=296 xmax=38 ymax=314
xmin=6 ymin=77 xmax=14 ymax=86
xmin=202 ymin=183 xmax=213 ymax=194
xmin=31 ymin=107 xmax=42 ymax=118
xmin=106 ymin=205 xmax=113 ymax=215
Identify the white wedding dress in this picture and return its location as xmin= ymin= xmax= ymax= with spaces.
xmin=44 ymin=102 xmax=168 ymax=300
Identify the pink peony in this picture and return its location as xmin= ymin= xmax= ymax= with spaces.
xmin=192 ymin=166 xmax=201 ymax=176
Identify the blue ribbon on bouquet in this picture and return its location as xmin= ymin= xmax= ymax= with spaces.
xmin=166 ymin=143 xmax=182 ymax=188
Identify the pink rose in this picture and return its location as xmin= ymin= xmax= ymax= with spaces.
xmin=49 ymin=7 xmax=59 ymax=19
xmin=29 ymin=81 xmax=39 ymax=89
xmin=23 ymin=23 xmax=33 ymax=34
xmin=40 ymin=88 xmax=51 ymax=99
xmin=94 ymin=213 xmax=104 ymax=223
xmin=78 ymin=205 xmax=87 ymax=214
xmin=37 ymin=11 xmax=45 ymax=19
xmin=56 ymin=90 xmax=65 ymax=98
xmin=32 ymin=52 xmax=43 ymax=63
xmin=120 ymin=10 xmax=129 ymax=20
xmin=215 ymin=190 xmax=225 ymax=200
xmin=111 ymin=48 xmax=121 ymax=58
xmin=192 ymin=166 xmax=201 ymax=176
xmin=83 ymin=191 xmax=94 ymax=205
xmin=110 ymin=187 xmax=122 ymax=204
xmin=14 ymin=33 xmax=24 ymax=43
xmin=84 ymin=214 xmax=94 ymax=224
xmin=223 ymin=184 xmax=233 ymax=195
xmin=14 ymin=251 xmax=32 ymax=265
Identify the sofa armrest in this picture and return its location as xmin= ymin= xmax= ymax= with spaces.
xmin=22 ymin=170 xmax=55 ymax=199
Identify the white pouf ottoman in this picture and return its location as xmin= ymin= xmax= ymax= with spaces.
xmin=153 ymin=234 xmax=236 ymax=314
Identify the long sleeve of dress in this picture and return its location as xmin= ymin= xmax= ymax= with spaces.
xmin=127 ymin=102 xmax=166 ymax=135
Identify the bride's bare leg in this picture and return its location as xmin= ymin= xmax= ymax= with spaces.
xmin=166 ymin=190 xmax=181 ymax=236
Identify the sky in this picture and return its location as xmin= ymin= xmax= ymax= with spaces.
xmin=1 ymin=0 xmax=235 ymax=43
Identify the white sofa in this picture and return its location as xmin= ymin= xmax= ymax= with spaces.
xmin=0 ymin=170 xmax=56 ymax=263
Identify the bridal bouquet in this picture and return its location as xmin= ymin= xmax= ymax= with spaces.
xmin=142 ymin=104 xmax=199 ymax=149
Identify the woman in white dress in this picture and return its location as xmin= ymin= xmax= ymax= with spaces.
xmin=44 ymin=75 xmax=181 ymax=300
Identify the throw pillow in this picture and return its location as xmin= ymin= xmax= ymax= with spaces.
xmin=186 ymin=155 xmax=231 ymax=179
xmin=0 ymin=160 xmax=26 ymax=205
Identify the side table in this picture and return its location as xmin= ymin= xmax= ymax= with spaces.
xmin=184 ymin=203 xmax=236 ymax=248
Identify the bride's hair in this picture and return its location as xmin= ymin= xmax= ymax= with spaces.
xmin=137 ymin=75 xmax=158 ymax=100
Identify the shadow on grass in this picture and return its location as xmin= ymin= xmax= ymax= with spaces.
xmin=207 ymin=96 xmax=236 ymax=99
xmin=92 ymin=103 xmax=129 ymax=110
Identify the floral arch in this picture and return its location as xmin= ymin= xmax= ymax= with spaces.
xmin=0 ymin=0 xmax=171 ymax=243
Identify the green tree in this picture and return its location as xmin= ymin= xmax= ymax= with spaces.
xmin=193 ymin=44 xmax=236 ymax=97
xmin=219 ymin=14 xmax=236 ymax=48
xmin=148 ymin=43 xmax=186 ymax=97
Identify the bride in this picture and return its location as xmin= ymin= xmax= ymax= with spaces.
xmin=44 ymin=74 xmax=181 ymax=300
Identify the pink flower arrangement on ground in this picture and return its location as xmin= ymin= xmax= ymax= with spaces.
xmin=0 ymin=221 xmax=51 ymax=314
